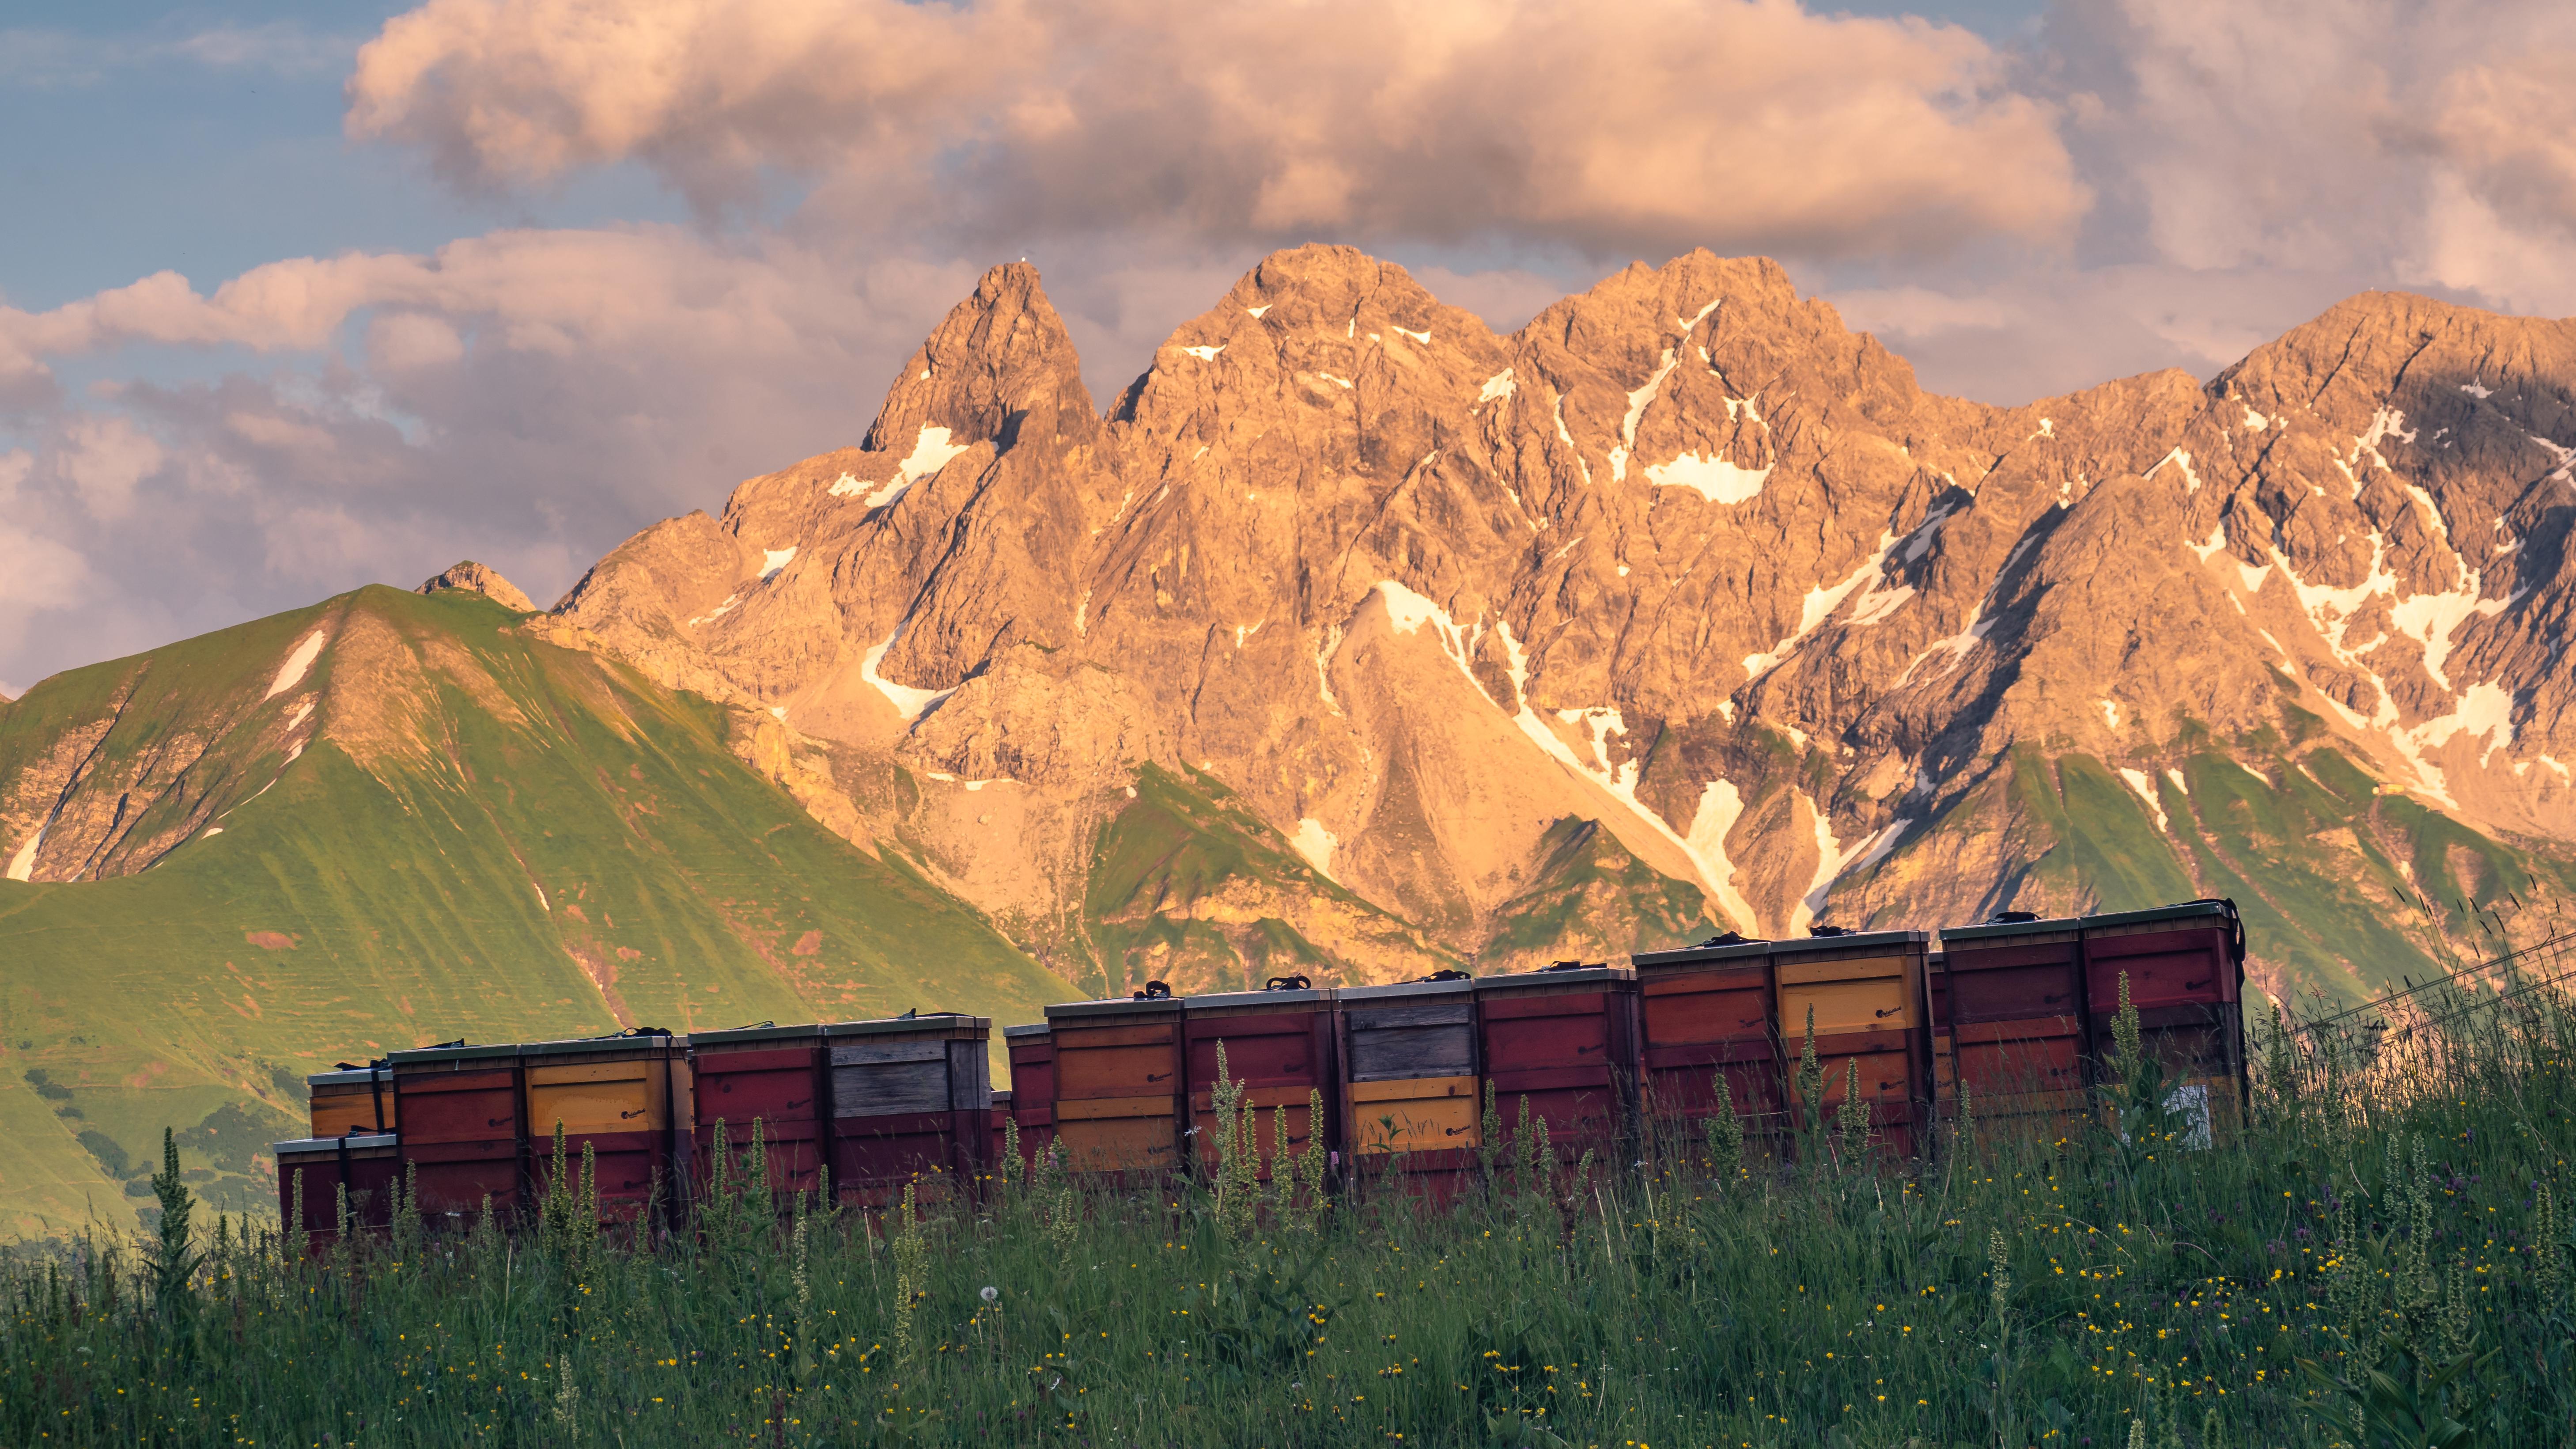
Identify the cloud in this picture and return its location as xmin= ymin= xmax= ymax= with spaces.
xmin=2045 ymin=0 xmax=2576 ymax=311
xmin=50 ymin=415 xmax=166 ymax=522
xmin=346 ymin=0 xmax=2085 ymax=259
xmin=0 ymin=226 xmax=990 ymax=691
xmin=0 ymin=22 xmax=349 ymax=86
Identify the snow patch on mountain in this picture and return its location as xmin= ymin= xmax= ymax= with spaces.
xmin=265 ymin=631 xmax=326 ymax=701
xmin=1290 ymin=817 xmax=1339 ymax=880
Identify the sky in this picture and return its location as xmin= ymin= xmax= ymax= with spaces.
xmin=4 ymin=0 xmax=2576 ymax=699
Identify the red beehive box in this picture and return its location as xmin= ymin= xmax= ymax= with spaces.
xmin=1935 ymin=913 xmax=2092 ymax=1137
xmin=824 ymin=1013 xmax=991 ymax=1206
xmin=1047 ymin=991 xmax=1185 ymax=1175
xmin=519 ymin=1030 xmax=687 ymax=1220
xmin=1630 ymin=937 xmax=1787 ymax=1159
xmin=1475 ymin=963 xmax=1640 ymax=1169
xmin=2080 ymin=900 xmax=2247 ymax=1142
xmin=1770 ymin=931 xmax=1934 ymax=1160
xmin=989 ymin=1090 xmax=1014 ymax=1172
xmin=388 ymin=1043 xmax=524 ymax=1218
xmin=1184 ymin=980 xmax=1337 ymax=1181
xmin=272 ymin=1132 xmax=401 ymax=1253
xmin=685 ymin=1023 xmax=828 ymax=1199
xmin=1337 ymin=974 xmax=1482 ymax=1202
xmin=1003 ymin=1024 xmax=1055 ymax=1165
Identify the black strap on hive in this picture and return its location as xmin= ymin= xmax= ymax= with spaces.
xmin=1264 ymin=975 xmax=1312 ymax=991
xmin=722 ymin=1020 xmax=776 ymax=1033
xmin=1986 ymin=910 xmax=2039 ymax=924
xmin=1131 ymin=980 xmax=1173 ymax=1001
xmin=1419 ymin=968 xmax=1472 ymax=982
xmin=1808 ymin=925 xmax=1854 ymax=937
xmin=1695 ymin=931 xmax=1761 ymax=948
xmin=2183 ymin=897 xmax=2247 ymax=965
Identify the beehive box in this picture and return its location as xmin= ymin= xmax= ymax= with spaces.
xmin=989 ymin=1090 xmax=1015 ymax=1174
xmin=273 ymin=1133 xmax=401 ymax=1253
xmin=1338 ymin=975 xmax=1481 ymax=1199
xmin=520 ymin=1031 xmax=685 ymax=1218
xmin=306 ymin=1065 xmax=396 ymax=1138
xmin=2081 ymin=900 xmax=2247 ymax=1142
xmin=1631 ymin=938 xmax=1785 ymax=1157
xmin=1475 ymin=965 xmax=1639 ymax=1167
xmin=825 ymin=1014 xmax=991 ymax=1204
xmin=387 ymin=1043 xmax=524 ymax=1216
xmin=1770 ymin=932 xmax=1933 ymax=1159
xmin=1185 ymin=983 xmax=1336 ymax=1180
xmin=1934 ymin=914 xmax=2092 ymax=1137
xmin=1047 ymin=994 xmax=1185 ymax=1174
xmin=1003 ymin=1025 xmax=1055 ymax=1165
xmin=685 ymin=1023 xmax=828 ymax=1199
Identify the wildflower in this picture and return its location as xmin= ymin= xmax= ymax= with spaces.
xmin=981 ymin=1286 xmax=1000 ymax=1304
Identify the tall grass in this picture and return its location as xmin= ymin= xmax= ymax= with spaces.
xmin=5 ymin=968 xmax=2572 ymax=1449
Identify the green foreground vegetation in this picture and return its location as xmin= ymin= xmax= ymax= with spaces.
xmin=4 ymin=965 xmax=2574 ymax=1448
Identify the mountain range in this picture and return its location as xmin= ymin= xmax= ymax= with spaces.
xmin=3 ymin=244 xmax=2568 ymax=1227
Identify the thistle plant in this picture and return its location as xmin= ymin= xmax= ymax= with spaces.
xmin=1794 ymin=1004 xmax=1824 ymax=1134
xmin=147 ymin=1128 xmax=198 ymax=1322
xmin=1834 ymin=1058 xmax=1870 ymax=1164
xmin=1207 ymin=1041 xmax=1261 ymax=1240
xmin=1032 ymin=1138 xmax=1078 ymax=1255
xmin=892 ymin=1180 xmax=931 ymax=1366
xmin=2537 ymin=1180 xmax=2566 ymax=1310
xmin=790 ymin=1191 xmax=818 ymax=1384
xmin=1299 ymin=1087 xmax=1329 ymax=1226
xmin=1478 ymin=1077 xmax=1503 ymax=1180
xmin=551 ymin=1350 xmax=580 ymax=1430
xmin=1702 ymin=1071 xmax=1744 ymax=1186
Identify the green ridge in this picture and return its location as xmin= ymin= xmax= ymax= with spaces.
xmin=1080 ymin=763 xmax=1449 ymax=997
xmin=1483 ymin=816 xmax=1709 ymax=965
xmin=0 ymin=587 xmax=1064 ymax=1229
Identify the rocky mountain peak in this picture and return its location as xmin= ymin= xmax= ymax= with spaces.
xmin=862 ymin=261 xmax=1094 ymax=458
xmin=537 ymin=247 xmax=2576 ymax=998
xmin=416 ymin=560 xmax=535 ymax=612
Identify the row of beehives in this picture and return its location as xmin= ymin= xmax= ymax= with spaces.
xmin=273 ymin=899 xmax=2247 ymax=1237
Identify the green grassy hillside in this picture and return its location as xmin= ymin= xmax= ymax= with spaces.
xmin=1076 ymin=763 xmax=1452 ymax=998
xmin=0 ymin=587 xmax=1066 ymax=1232
xmin=1843 ymin=732 xmax=2575 ymax=1008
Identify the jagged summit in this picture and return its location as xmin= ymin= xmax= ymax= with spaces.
xmin=416 ymin=560 xmax=535 ymax=612
xmin=526 ymin=245 xmax=2572 ymax=998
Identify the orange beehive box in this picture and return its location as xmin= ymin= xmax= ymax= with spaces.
xmin=306 ymin=1064 xmax=396 ymax=1138
xmin=1184 ymin=980 xmax=1336 ymax=1180
xmin=1047 ymin=990 xmax=1184 ymax=1175
xmin=1770 ymin=930 xmax=1934 ymax=1160
xmin=520 ymin=1030 xmax=687 ymax=1219
xmin=1337 ymin=973 xmax=1481 ymax=1202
